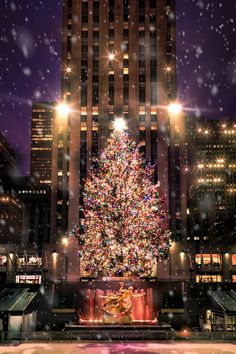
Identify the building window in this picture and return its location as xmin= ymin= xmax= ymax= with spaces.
xmin=93 ymin=1 xmax=99 ymax=23
xmin=139 ymin=115 xmax=145 ymax=122
xmin=232 ymin=254 xmax=236 ymax=265
xmin=92 ymin=83 xmax=99 ymax=105
xmin=123 ymin=82 xmax=129 ymax=105
xmin=150 ymin=0 xmax=156 ymax=8
xmin=81 ymin=83 xmax=87 ymax=106
xmin=0 ymin=256 xmax=7 ymax=266
xmin=82 ymin=2 xmax=88 ymax=23
xmin=123 ymin=0 xmax=129 ymax=21
xmin=16 ymin=274 xmax=42 ymax=284
xmin=195 ymin=254 xmax=201 ymax=265
xmin=151 ymin=82 xmax=157 ymax=104
xmin=212 ymin=254 xmax=221 ymax=266
xmin=139 ymin=84 xmax=145 ymax=104
xmin=202 ymin=254 xmax=211 ymax=265
xmin=109 ymin=84 xmax=114 ymax=105
xmin=196 ymin=275 xmax=222 ymax=283
xmin=109 ymin=0 xmax=114 ymax=22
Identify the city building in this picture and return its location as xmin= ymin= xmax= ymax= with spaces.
xmin=0 ymin=133 xmax=22 ymax=246
xmin=0 ymin=127 xmax=51 ymax=284
xmin=50 ymin=0 xmax=187 ymax=259
xmin=31 ymin=102 xmax=54 ymax=186
xmin=186 ymin=117 xmax=236 ymax=283
xmin=0 ymin=132 xmax=15 ymax=192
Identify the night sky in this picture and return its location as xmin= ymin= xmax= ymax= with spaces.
xmin=0 ymin=0 xmax=236 ymax=175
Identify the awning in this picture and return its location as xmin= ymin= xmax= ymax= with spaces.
xmin=208 ymin=290 xmax=236 ymax=314
xmin=0 ymin=288 xmax=37 ymax=313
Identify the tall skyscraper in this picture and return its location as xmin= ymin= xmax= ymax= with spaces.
xmin=50 ymin=0 xmax=187 ymax=248
xmin=186 ymin=117 xmax=236 ymax=283
xmin=0 ymin=132 xmax=15 ymax=190
xmin=31 ymin=102 xmax=54 ymax=186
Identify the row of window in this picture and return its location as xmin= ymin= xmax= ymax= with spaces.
xmin=195 ymin=254 xmax=236 ymax=266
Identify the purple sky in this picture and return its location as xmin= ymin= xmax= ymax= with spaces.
xmin=0 ymin=0 xmax=236 ymax=175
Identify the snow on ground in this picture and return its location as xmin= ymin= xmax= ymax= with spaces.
xmin=1 ymin=342 xmax=236 ymax=354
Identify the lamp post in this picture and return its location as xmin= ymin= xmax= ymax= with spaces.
xmin=167 ymin=102 xmax=182 ymax=116
xmin=62 ymin=237 xmax=69 ymax=281
xmin=56 ymin=102 xmax=71 ymax=118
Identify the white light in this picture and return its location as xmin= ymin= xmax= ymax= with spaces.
xmin=66 ymin=67 xmax=72 ymax=73
xmin=113 ymin=117 xmax=127 ymax=132
xmin=109 ymin=53 xmax=115 ymax=60
xmin=56 ymin=102 xmax=70 ymax=118
xmin=62 ymin=237 xmax=68 ymax=247
xmin=167 ymin=102 xmax=182 ymax=115
xmin=166 ymin=66 xmax=171 ymax=72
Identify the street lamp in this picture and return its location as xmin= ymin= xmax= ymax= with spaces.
xmin=62 ymin=237 xmax=69 ymax=281
xmin=167 ymin=102 xmax=182 ymax=116
xmin=56 ymin=102 xmax=71 ymax=118
xmin=109 ymin=52 xmax=115 ymax=61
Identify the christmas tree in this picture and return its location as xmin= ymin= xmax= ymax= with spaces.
xmin=73 ymin=129 xmax=170 ymax=277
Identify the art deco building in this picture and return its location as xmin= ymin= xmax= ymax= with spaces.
xmin=0 ymin=133 xmax=22 ymax=245
xmin=186 ymin=117 xmax=236 ymax=283
xmin=0 ymin=132 xmax=15 ymax=190
xmin=50 ymin=0 xmax=187 ymax=255
xmin=31 ymin=102 xmax=54 ymax=186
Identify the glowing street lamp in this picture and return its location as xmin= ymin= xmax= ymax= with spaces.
xmin=56 ymin=102 xmax=71 ymax=118
xmin=62 ymin=237 xmax=69 ymax=247
xmin=167 ymin=102 xmax=182 ymax=116
xmin=109 ymin=52 xmax=115 ymax=61
xmin=66 ymin=66 xmax=72 ymax=74
xmin=62 ymin=237 xmax=69 ymax=281
xmin=113 ymin=117 xmax=127 ymax=132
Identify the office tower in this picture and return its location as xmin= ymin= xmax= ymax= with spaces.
xmin=31 ymin=102 xmax=54 ymax=186
xmin=50 ymin=0 xmax=187 ymax=248
xmin=0 ymin=133 xmax=23 ymax=245
xmin=0 ymin=132 xmax=15 ymax=191
xmin=186 ymin=117 xmax=236 ymax=283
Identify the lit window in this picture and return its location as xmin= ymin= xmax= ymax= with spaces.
xmin=196 ymin=275 xmax=222 ymax=283
xmin=202 ymin=254 xmax=211 ymax=265
xmin=212 ymin=254 xmax=221 ymax=266
xmin=232 ymin=254 xmax=236 ymax=266
xmin=195 ymin=254 xmax=201 ymax=265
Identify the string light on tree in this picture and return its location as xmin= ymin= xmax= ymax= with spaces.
xmin=72 ymin=132 xmax=170 ymax=277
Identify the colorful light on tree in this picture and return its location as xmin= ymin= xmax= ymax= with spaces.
xmin=72 ymin=131 xmax=170 ymax=277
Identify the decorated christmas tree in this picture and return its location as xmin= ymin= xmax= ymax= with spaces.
xmin=73 ymin=128 xmax=170 ymax=277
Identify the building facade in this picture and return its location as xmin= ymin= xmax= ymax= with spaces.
xmin=186 ymin=117 xmax=236 ymax=283
xmin=50 ymin=0 xmax=187 ymax=255
xmin=0 ymin=132 xmax=15 ymax=191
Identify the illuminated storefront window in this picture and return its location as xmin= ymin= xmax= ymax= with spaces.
xmin=16 ymin=275 xmax=42 ymax=284
xmin=0 ymin=255 xmax=7 ymax=266
xmin=212 ymin=254 xmax=221 ymax=266
xmin=195 ymin=254 xmax=221 ymax=266
xmin=195 ymin=254 xmax=202 ymax=265
xmin=196 ymin=275 xmax=222 ymax=283
xmin=232 ymin=254 xmax=236 ymax=266
xmin=202 ymin=254 xmax=211 ymax=265
xmin=18 ymin=256 xmax=42 ymax=266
